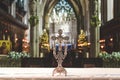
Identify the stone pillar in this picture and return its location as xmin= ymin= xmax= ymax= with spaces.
xmin=38 ymin=16 xmax=43 ymax=57
xmin=29 ymin=26 xmax=35 ymax=57
xmin=29 ymin=0 xmax=44 ymax=57
xmin=35 ymin=24 xmax=39 ymax=57
xmin=29 ymin=0 xmax=39 ymax=57
xmin=90 ymin=26 xmax=100 ymax=57
xmin=90 ymin=0 xmax=100 ymax=57
xmin=84 ymin=0 xmax=90 ymax=42
xmin=37 ymin=0 xmax=45 ymax=57
xmin=35 ymin=0 xmax=41 ymax=57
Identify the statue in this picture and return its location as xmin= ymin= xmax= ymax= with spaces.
xmin=78 ymin=29 xmax=88 ymax=46
xmin=39 ymin=29 xmax=49 ymax=50
xmin=78 ymin=29 xmax=86 ymax=43
xmin=40 ymin=29 xmax=48 ymax=44
xmin=0 ymin=42 xmax=9 ymax=54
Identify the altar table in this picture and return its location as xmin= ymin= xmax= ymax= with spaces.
xmin=0 ymin=68 xmax=120 ymax=80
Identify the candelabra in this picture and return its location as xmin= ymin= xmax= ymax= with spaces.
xmin=51 ymin=29 xmax=69 ymax=76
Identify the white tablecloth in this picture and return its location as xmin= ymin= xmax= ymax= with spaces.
xmin=0 ymin=68 xmax=120 ymax=80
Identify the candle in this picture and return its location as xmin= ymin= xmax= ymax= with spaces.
xmin=86 ymin=52 xmax=89 ymax=58
xmin=3 ymin=34 xmax=5 ymax=40
xmin=40 ymin=52 xmax=43 ymax=58
xmin=8 ymin=35 xmax=10 ymax=41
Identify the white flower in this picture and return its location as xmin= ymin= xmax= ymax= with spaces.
xmin=8 ymin=51 xmax=30 ymax=60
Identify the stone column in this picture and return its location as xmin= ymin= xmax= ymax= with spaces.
xmin=90 ymin=0 xmax=100 ymax=57
xmin=29 ymin=0 xmax=39 ymax=57
xmin=37 ymin=0 xmax=45 ymax=57
xmin=35 ymin=0 xmax=41 ymax=57
xmin=84 ymin=0 xmax=90 ymax=42
xmin=29 ymin=0 xmax=45 ymax=57
xmin=83 ymin=0 xmax=91 ymax=57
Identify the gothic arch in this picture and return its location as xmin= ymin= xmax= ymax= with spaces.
xmin=43 ymin=0 xmax=83 ymax=31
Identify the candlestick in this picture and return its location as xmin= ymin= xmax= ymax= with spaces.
xmin=51 ymin=29 xmax=69 ymax=76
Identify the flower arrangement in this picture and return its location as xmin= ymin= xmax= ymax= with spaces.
xmin=98 ymin=51 xmax=120 ymax=67
xmin=7 ymin=51 xmax=30 ymax=60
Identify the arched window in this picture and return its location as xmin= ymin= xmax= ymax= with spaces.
xmin=107 ymin=0 xmax=114 ymax=21
xmin=49 ymin=0 xmax=77 ymax=49
xmin=50 ymin=0 xmax=75 ymax=24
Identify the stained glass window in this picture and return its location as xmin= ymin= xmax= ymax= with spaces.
xmin=51 ymin=0 xmax=75 ymax=22
xmin=54 ymin=0 xmax=74 ymax=15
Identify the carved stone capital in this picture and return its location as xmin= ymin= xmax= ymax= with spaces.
xmin=29 ymin=0 xmax=37 ymax=15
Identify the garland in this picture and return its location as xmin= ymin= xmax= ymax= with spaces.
xmin=29 ymin=15 xmax=39 ymax=27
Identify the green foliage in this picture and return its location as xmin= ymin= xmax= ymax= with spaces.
xmin=29 ymin=15 xmax=39 ymax=27
xmin=90 ymin=15 xmax=100 ymax=27
xmin=7 ymin=51 xmax=30 ymax=60
xmin=98 ymin=51 xmax=120 ymax=67
xmin=0 ymin=51 xmax=30 ymax=67
xmin=98 ymin=51 xmax=120 ymax=62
